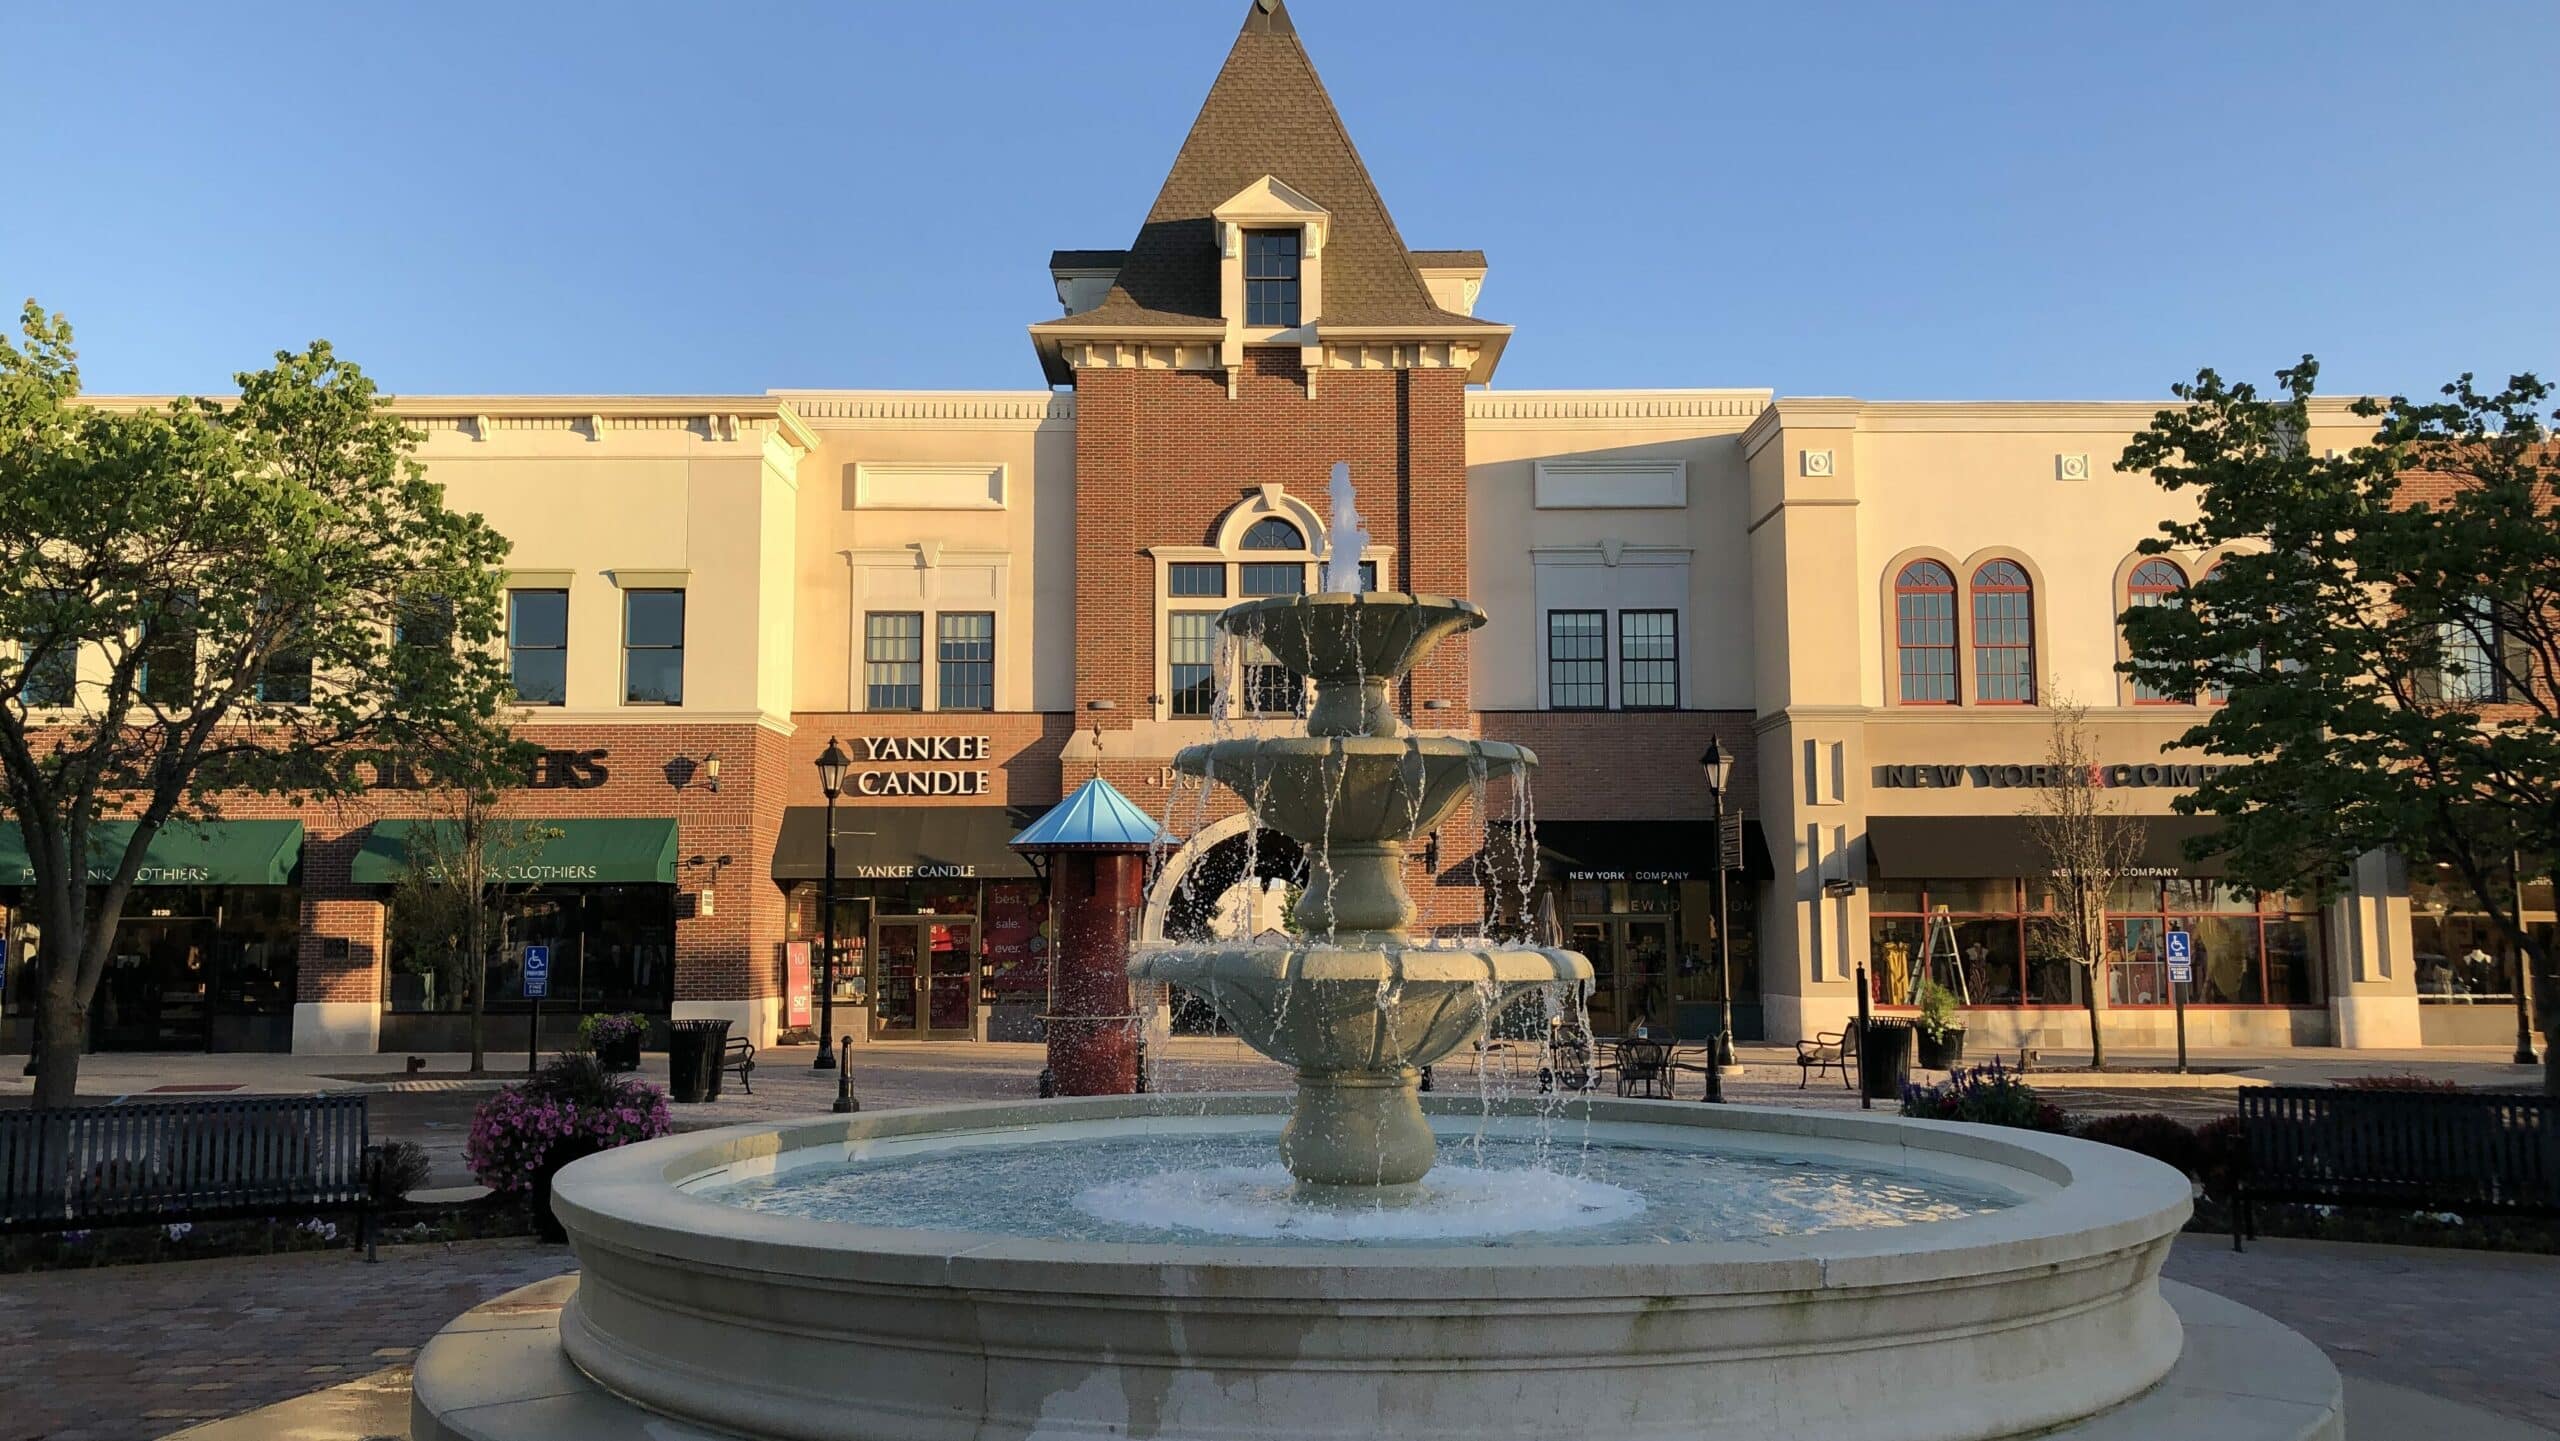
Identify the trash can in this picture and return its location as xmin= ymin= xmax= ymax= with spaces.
xmin=667 ymin=1018 xmax=731 ymax=1104
xmin=1857 ymin=1019 xmax=1914 ymax=1102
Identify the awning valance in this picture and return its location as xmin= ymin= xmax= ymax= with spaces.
xmin=350 ymin=818 xmax=679 ymax=886
xmin=773 ymin=806 xmax=1038 ymax=882
xmin=1865 ymin=815 xmax=2225 ymax=880
xmin=0 ymin=819 xmax=303 ymax=887
xmin=1535 ymin=820 xmax=1776 ymax=883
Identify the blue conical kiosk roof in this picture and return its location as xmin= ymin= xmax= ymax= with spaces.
xmin=1010 ymin=777 xmax=1163 ymax=852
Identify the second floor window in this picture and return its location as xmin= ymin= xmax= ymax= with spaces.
xmin=1239 ymin=561 xmax=1306 ymax=598
xmin=1169 ymin=562 xmax=1227 ymax=597
xmin=257 ymin=624 xmax=313 ymax=705
xmin=1971 ymin=560 xmax=2035 ymax=704
xmin=2126 ymin=559 xmax=2189 ymax=704
xmin=1619 ymin=610 xmax=1679 ymax=709
xmin=1169 ymin=612 xmax=1219 ymax=717
xmin=508 ymin=589 xmax=568 ymax=706
xmin=1244 ymin=230 xmax=1301 ymax=327
xmin=2434 ymin=595 xmax=2503 ymax=704
xmin=20 ymin=589 xmax=77 ymax=708
xmin=138 ymin=592 xmax=198 ymax=709
xmin=1549 ymin=609 xmax=1607 ymax=710
xmin=1894 ymin=561 xmax=1956 ymax=704
xmin=865 ymin=612 xmax=924 ymax=711
xmin=623 ymin=589 xmax=685 ymax=706
xmin=937 ymin=612 xmax=994 ymax=712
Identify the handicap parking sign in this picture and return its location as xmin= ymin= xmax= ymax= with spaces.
xmin=2164 ymin=930 xmax=2192 ymax=985
xmin=523 ymin=944 xmax=552 ymax=999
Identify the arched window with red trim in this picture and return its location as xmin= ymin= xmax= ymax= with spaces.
xmin=2127 ymin=559 xmax=2189 ymax=703
xmin=1895 ymin=560 xmax=1957 ymax=704
xmin=1971 ymin=560 xmax=2035 ymax=704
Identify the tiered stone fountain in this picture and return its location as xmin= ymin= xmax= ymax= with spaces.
xmin=412 ymin=559 xmax=2346 ymax=1441
xmin=1133 ymin=590 xmax=1589 ymax=1187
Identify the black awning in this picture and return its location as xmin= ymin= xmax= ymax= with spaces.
xmin=1535 ymin=819 xmax=1776 ymax=883
xmin=772 ymin=806 xmax=1038 ymax=882
xmin=1865 ymin=815 xmax=2224 ymax=880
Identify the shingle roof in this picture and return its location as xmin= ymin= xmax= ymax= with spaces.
xmin=1010 ymin=777 xmax=1164 ymax=851
xmin=1052 ymin=0 xmax=1494 ymax=333
xmin=1409 ymin=250 xmax=1486 ymax=269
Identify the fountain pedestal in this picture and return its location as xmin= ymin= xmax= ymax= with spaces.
xmin=1282 ymin=1065 xmax=1432 ymax=1185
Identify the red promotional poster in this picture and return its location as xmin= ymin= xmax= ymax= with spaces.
xmin=785 ymin=942 xmax=812 ymax=1029
xmin=980 ymin=881 xmax=1049 ymax=996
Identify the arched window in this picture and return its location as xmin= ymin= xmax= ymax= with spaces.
xmin=1971 ymin=560 xmax=2035 ymax=704
xmin=1894 ymin=560 xmax=1957 ymax=704
xmin=2127 ymin=559 xmax=2189 ymax=704
xmin=1240 ymin=518 xmax=1305 ymax=551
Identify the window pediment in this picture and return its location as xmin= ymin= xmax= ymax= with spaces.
xmin=1214 ymin=175 xmax=1330 ymax=254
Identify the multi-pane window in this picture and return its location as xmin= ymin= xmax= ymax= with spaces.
xmin=507 ymin=589 xmax=568 ymax=706
xmin=1867 ymin=878 xmax=2322 ymax=1010
xmin=1243 ymin=230 xmax=1302 ymax=327
xmin=20 ymin=590 xmax=76 ymax=708
xmin=1970 ymin=560 xmax=2034 ymax=704
xmin=1239 ymin=562 xmax=1305 ymax=598
xmin=1168 ymin=562 xmax=1227 ymax=597
xmin=2126 ymin=559 xmax=2189 ymax=704
xmin=1358 ymin=559 xmax=1381 ymax=593
xmin=1169 ymin=612 xmax=1219 ymax=717
xmin=864 ymin=612 xmax=924 ymax=711
xmin=2438 ymin=595 xmax=2502 ymax=703
xmin=137 ymin=591 xmax=198 ymax=708
xmin=1548 ymin=610 xmax=1607 ymax=710
xmin=391 ymin=595 xmax=453 ymax=707
xmin=256 ymin=607 xmax=313 ymax=706
xmin=1240 ymin=518 xmax=1305 ymax=551
xmin=1894 ymin=562 xmax=1956 ymax=704
xmin=1618 ymin=610 xmax=1679 ymax=710
xmin=937 ymin=612 xmax=994 ymax=712
xmin=623 ymin=589 xmax=685 ymax=705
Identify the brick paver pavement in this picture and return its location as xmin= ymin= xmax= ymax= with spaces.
xmin=0 ymin=1239 xmax=575 ymax=1441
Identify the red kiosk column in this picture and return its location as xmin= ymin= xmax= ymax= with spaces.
xmin=1009 ymin=779 xmax=1165 ymax=1098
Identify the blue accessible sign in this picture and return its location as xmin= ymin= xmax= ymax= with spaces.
xmin=522 ymin=944 xmax=552 ymax=999
xmin=2164 ymin=930 xmax=2192 ymax=985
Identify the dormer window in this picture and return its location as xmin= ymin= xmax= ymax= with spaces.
xmin=1244 ymin=231 xmax=1301 ymax=327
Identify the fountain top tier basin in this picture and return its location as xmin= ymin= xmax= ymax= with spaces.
xmin=546 ymin=1093 xmax=2193 ymax=1441
xmin=1128 ymin=943 xmax=1586 ymax=1072
xmin=1217 ymin=592 xmax=1483 ymax=737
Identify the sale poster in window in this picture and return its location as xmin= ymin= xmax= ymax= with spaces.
xmin=982 ymin=881 xmax=1049 ymax=996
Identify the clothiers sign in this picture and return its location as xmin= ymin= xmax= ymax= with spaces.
xmin=1876 ymin=763 xmax=2240 ymax=790
xmin=850 ymin=736 xmax=995 ymax=797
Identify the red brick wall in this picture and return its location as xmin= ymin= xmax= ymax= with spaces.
xmin=1480 ymin=711 xmax=1761 ymax=821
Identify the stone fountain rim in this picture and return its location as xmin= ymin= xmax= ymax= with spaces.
xmin=551 ymin=1092 xmax=2190 ymax=1297
xmin=1217 ymin=590 xmax=1487 ymax=627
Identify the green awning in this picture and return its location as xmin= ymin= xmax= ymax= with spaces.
xmin=0 ymin=819 xmax=304 ymax=887
xmin=350 ymin=818 xmax=679 ymax=886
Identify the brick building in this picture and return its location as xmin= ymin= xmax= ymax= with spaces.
xmin=6 ymin=0 xmax=2512 ymax=1057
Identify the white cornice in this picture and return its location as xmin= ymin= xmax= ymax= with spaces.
xmin=1470 ymin=389 xmax=1771 ymax=425
xmin=772 ymin=391 xmax=1074 ymax=428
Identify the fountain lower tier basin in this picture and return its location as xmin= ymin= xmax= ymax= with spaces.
xmin=1172 ymin=735 xmax=1534 ymax=844
xmin=539 ymin=1094 xmax=2199 ymax=1441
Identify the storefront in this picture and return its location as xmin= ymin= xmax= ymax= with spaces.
xmin=1864 ymin=815 xmax=2330 ymax=1047
xmin=2408 ymin=864 xmax=2550 ymax=1046
xmin=0 ymin=820 xmax=305 ymax=1053
xmin=774 ymin=805 xmax=1046 ymax=1042
xmin=356 ymin=817 xmax=680 ymax=1051
xmin=1537 ymin=821 xmax=1770 ymax=1042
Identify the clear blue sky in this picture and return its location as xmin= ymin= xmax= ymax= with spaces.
xmin=6 ymin=1 xmax=2553 ymax=402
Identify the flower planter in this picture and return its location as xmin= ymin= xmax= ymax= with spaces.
xmin=1916 ymin=1027 xmax=1967 ymax=1070
xmin=595 ymin=1034 xmax=643 ymax=1073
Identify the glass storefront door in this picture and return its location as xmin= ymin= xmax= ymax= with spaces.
xmin=869 ymin=916 xmax=977 ymax=1040
xmin=1573 ymin=916 xmax=1677 ymax=1038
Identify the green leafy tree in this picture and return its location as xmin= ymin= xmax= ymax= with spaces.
xmin=383 ymin=730 xmax=552 ymax=1073
xmin=2022 ymin=698 xmax=2148 ymax=1071
xmin=2119 ymin=359 xmax=2557 ymax=1094
xmin=0 ymin=301 xmax=517 ymax=1107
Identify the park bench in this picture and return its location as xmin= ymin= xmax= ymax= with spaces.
xmin=722 ymin=1035 xmax=756 ymax=1095
xmin=0 ymin=1092 xmax=378 ymax=1256
xmin=1796 ymin=1030 xmax=1852 ymax=1089
xmin=2233 ymin=1086 xmax=2559 ymax=1250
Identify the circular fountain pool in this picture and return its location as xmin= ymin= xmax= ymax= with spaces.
xmin=520 ymin=1093 xmax=2200 ymax=1441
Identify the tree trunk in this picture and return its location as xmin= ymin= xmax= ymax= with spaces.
xmin=31 ymin=958 xmax=87 ymax=1109
xmin=2084 ymin=961 xmax=2108 ymax=1072
xmin=467 ymin=895 xmax=488 ymax=1073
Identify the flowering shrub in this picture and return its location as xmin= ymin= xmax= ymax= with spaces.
xmin=578 ymin=1012 xmax=650 ymax=1049
xmin=466 ymin=1055 xmax=671 ymax=1195
xmin=1901 ymin=1059 xmax=2070 ymax=1132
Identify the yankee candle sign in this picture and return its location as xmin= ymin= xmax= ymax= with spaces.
xmin=850 ymin=735 xmax=995 ymax=797
xmin=1877 ymin=762 xmax=2239 ymax=790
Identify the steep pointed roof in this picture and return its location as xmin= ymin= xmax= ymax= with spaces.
xmin=1063 ymin=0 xmax=1493 ymax=332
xmin=1010 ymin=777 xmax=1164 ymax=852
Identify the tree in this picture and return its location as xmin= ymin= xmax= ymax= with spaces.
xmin=383 ymin=735 xmax=552 ymax=1073
xmin=2118 ymin=359 xmax=2558 ymax=1094
xmin=0 ymin=302 xmax=516 ymax=1107
xmin=2022 ymin=698 xmax=2148 ymax=1071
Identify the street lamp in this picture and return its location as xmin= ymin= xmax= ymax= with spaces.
xmin=813 ymin=738 xmax=851 ymax=1070
xmin=1700 ymin=741 xmax=1739 ymax=1101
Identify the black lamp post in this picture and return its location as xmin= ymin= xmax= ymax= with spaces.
xmin=1700 ymin=741 xmax=1739 ymax=1099
xmin=813 ymin=738 xmax=850 ymax=1070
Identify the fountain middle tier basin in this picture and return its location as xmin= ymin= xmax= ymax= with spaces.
xmin=546 ymin=1094 xmax=2192 ymax=1441
xmin=1129 ymin=943 xmax=1584 ymax=1072
xmin=1172 ymin=735 xmax=1534 ymax=844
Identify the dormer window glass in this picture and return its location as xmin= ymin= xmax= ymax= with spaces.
xmin=1244 ymin=230 xmax=1301 ymax=326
